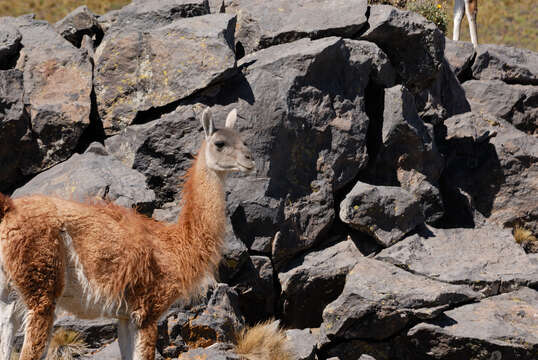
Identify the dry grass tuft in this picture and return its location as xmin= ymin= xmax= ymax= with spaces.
xmin=46 ymin=328 xmax=88 ymax=360
xmin=513 ymin=225 xmax=538 ymax=253
xmin=235 ymin=320 xmax=292 ymax=360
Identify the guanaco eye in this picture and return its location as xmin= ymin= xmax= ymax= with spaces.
xmin=215 ymin=141 xmax=226 ymax=149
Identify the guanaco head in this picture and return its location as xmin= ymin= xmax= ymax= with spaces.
xmin=201 ymin=108 xmax=255 ymax=173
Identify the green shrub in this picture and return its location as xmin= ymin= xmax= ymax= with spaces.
xmin=406 ymin=0 xmax=449 ymax=34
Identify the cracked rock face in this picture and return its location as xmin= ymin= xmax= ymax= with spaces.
xmin=225 ymin=0 xmax=368 ymax=55
xmin=405 ymin=287 xmax=538 ymax=359
xmin=94 ymin=13 xmax=237 ymax=134
xmin=376 ymin=225 xmax=538 ymax=296
xmin=320 ymin=256 xmax=479 ymax=342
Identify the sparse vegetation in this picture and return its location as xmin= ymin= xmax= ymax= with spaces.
xmin=235 ymin=321 xmax=292 ymax=360
xmin=513 ymin=225 xmax=538 ymax=253
xmin=46 ymin=328 xmax=88 ymax=360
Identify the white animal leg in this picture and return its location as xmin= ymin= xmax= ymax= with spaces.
xmin=465 ymin=0 xmax=479 ymax=47
xmin=0 ymin=272 xmax=23 ymax=360
xmin=118 ymin=318 xmax=137 ymax=360
xmin=453 ymin=0 xmax=465 ymax=41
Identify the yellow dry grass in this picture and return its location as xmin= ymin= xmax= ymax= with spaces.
xmin=513 ymin=225 xmax=537 ymax=253
xmin=46 ymin=328 xmax=88 ymax=360
xmin=0 ymin=0 xmax=130 ymax=22
xmin=235 ymin=320 xmax=293 ymax=360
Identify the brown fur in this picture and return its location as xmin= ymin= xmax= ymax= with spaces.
xmin=235 ymin=321 xmax=292 ymax=360
xmin=0 ymin=193 xmax=13 ymax=222
xmin=0 ymin=142 xmax=228 ymax=360
xmin=468 ymin=0 xmax=478 ymax=16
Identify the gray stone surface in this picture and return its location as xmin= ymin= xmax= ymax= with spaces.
xmin=442 ymin=112 xmax=538 ymax=233
xmin=463 ymin=79 xmax=537 ymax=134
xmin=472 ymin=44 xmax=538 ymax=85
xmin=178 ymin=342 xmax=241 ymax=359
xmin=90 ymin=339 xmax=121 ymax=359
xmin=340 ymin=181 xmax=424 ymax=247
xmin=13 ymin=143 xmax=156 ymax=213
xmin=278 ymin=240 xmax=362 ymax=328
xmin=54 ymin=5 xmax=103 ymax=47
xmin=444 ymin=39 xmax=475 ymax=79
xmin=94 ymin=14 xmax=236 ymax=134
xmin=286 ymin=328 xmax=318 ymax=360
xmin=320 ymin=256 xmax=479 ymax=341
xmin=231 ymin=256 xmax=275 ymax=324
xmin=0 ymin=23 xmax=22 ymax=69
xmin=2 ymin=16 xmax=92 ymax=178
xmin=376 ymin=225 xmax=538 ymax=296
xmin=225 ymin=0 xmax=368 ymax=55
xmin=361 ymin=5 xmax=445 ymax=91
xmin=54 ymin=315 xmax=117 ymax=349
xmin=406 ymin=287 xmax=538 ymax=359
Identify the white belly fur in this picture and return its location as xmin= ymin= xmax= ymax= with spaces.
xmin=58 ymin=230 xmax=130 ymax=320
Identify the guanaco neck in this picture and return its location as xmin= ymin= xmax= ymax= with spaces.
xmin=167 ymin=141 xmax=227 ymax=292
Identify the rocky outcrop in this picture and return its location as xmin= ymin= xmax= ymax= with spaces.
xmin=94 ymin=13 xmax=237 ymax=134
xmin=1 ymin=2 xmax=537 ymax=360
xmin=376 ymin=225 xmax=538 ymax=296
xmin=13 ymin=143 xmax=156 ymax=213
xmin=225 ymin=0 xmax=368 ymax=56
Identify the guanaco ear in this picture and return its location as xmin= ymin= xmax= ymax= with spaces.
xmin=201 ymin=108 xmax=215 ymax=138
xmin=225 ymin=108 xmax=238 ymax=129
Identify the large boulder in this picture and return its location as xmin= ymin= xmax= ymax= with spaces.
xmin=364 ymin=85 xmax=445 ymax=223
xmin=13 ymin=143 xmax=156 ymax=213
xmin=441 ymin=112 xmax=538 ymax=233
xmin=94 ymin=13 xmax=237 ymax=134
xmin=178 ymin=37 xmax=394 ymax=269
xmin=472 ymin=44 xmax=538 ymax=85
xmin=462 ymin=80 xmax=537 ymax=135
xmin=360 ymin=5 xmax=445 ymax=91
xmin=230 ymin=255 xmax=275 ymax=324
xmin=443 ymin=39 xmax=475 ymax=80
xmin=320 ymin=256 xmax=479 ymax=342
xmin=1 ymin=16 xmax=92 ymax=183
xmin=285 ymin=328 xmax=318 ymax=360
xmin=278 ymin=240 xmax=362 ymax=328
xmin=0 ymin=69 xmax=34 ymax=192
xmin=376 ymin=225 xmax=538 ymax=296
xmin=178 ymin=343 xmax=241 ymax=360
xmin=225 ymin=0 xmax=368 ymax=56
xmin=0 ymin=23 xmax=22 ymax=69
xmin=105 ymin=106 xmax=203 ymax=204
xmin=339 ymin=181 xmax=424 ymax=247
xmin=53 ymin=315 xmax=117 ymax=349
xmin=405 ymin=287 xmax=538 ymax=359
xmin=54 ymin=5 xmax=103 ymax=47
xmin=100 ymin=0 xmax=210 ymax=33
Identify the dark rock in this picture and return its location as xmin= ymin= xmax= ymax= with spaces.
xmin=361 ymin=5 xmax=445 ymax=91
xmin=225 ymin=0 xmax=368 ymax=55
xmin=90 ymin=339 xmax=121 ymax=359
xmin=414 ymin=59 xmax=471 ymax=125
xmin=462 ymin=79 xmax=538 ymax=135
xmin=209 ymin=0 xmax=225 ymax=13
xmin=219 ymin=223 xmax=250 ymax=282
xmin=178 ymin=342 xmax=241 ymax=360
xmin=444 ymin=39 xmax=475 ymax=79
xmin=54 ymin=315 xmax=117 ymax=349
xmin=54 ymin=5 xmax=103 ymax=47
xmin=13 ymin=143 xmax=156 ymax=213
xmin=405 ymin=287 xmax=538 ymax=359
xmin=181 ymin=284 xmax=244 ymax=347
xmin=376 ymin=225 xmax=538 ymax=296
xmin=0 ymin=23 xmax=22 ymax=69
xmin=320 ymin=257 xmax=479 ymax=342
xmin=278 ymin=240 xmax=362 ymax=328
xmin=340 ymin=181 xmax=424 ymax=247
xmin=94 ymin=14 xmax=236 ymax=134
xmin=442 ymin=112 xmax=538 ymax=233
xmin=2 ymin=16 xmax=92 ymax=179
xmin=472 ymin=44 xmax=538 ymax=85
xmin=105 ymin=106 xmax=203 ymax=204
xmin=0 ymin=69 xmax=34 ymax=192
xmin=285 ymin=328 xmax=318 ymax=360
xmin=101 ymin=0 xmax=210 ymax=33
xmin=230 ymin=256 xmax=274 ymax=324
xmin=364 ymin=85 xmax=445 ymax=224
